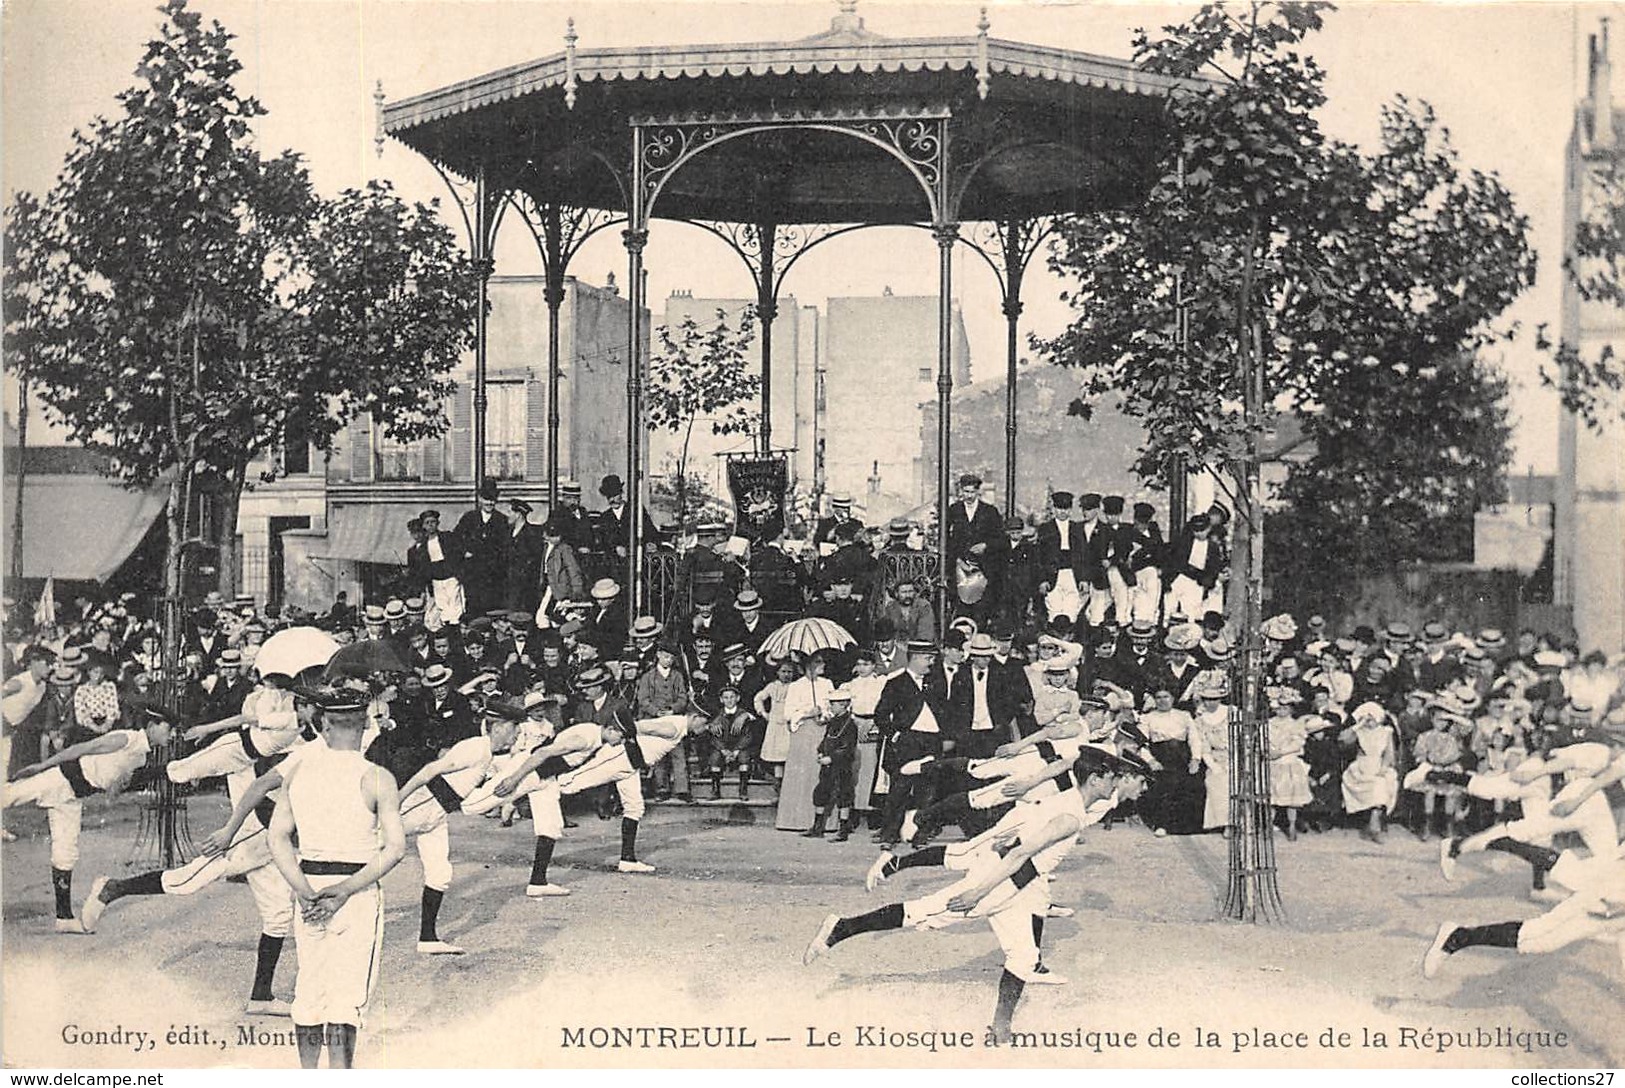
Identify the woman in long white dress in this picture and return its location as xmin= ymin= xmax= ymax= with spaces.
xmin=776 ymin=652 xmax=835 ymax=832
xmin=1341 ymin=700 xmax=1399 ymax=842
xmin=1187 ymin=679 xmax=1233 ymax=833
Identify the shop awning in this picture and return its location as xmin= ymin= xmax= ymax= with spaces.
xmin=9 ymin=473 xmax=169 ymax=581
xmin=321 ymin=504 xmax=416 ymax=566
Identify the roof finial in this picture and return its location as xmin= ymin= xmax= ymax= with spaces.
xmin=565 ymin=18 xmax=579 ymax=110
xmin=975 ymin=7 xmax=991 ymax=100
xmin=831 ymin=0 xmax=862 ymax=34
xmin=373 ymin=80 xmax=386 ymax=158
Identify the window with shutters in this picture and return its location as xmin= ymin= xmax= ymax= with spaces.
xmin=485 ymin=380 xmax=525 ymax=480
xmin=375 ymin=422 xmax=422 ymax=481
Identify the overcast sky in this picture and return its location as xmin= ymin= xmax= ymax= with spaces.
xmin=5 ymin=0 xmax=1621 ymax=474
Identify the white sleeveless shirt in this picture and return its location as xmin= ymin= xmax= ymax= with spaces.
xmin=286 ymin=745 xmax=381 ymax=863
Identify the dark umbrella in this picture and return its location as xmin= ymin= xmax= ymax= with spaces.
xmin=324 ymin=639 xmax=413 ymax=679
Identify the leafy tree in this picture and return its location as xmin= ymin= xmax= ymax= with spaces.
xmin=1038 ymin=3 xmax=1531 ymax=584
xmin=1037 ymin=1 xmax=1534 ymax=920
xmin=2 ymin=0 xmax=476 ymax=608
xmin=1538 ymin=149 xmax=1625 ymax=427
xmin=645 ymin=307 xmax=761 ymax=531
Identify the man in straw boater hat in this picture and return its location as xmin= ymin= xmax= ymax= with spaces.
xmin=6 ymin=705 xmax=176 ymax=933
xmin=813 ymin=492 xmax=864 ymax=549
xmin=582 ymin=577 xmax=629 ymax=663
xmin=267 ymin=683 xmax=406 ymax=1069
xmin=805 ymin=746 xmax=1149 ymax=1042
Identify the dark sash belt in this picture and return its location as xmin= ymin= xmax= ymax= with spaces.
xmin=59 ymin=758 xmax=98 ymax=799
xmin=238 ymin=728 xmax=264 ymax=761
xmin=534 ymin=754 xmax=575 ymax=781
xmin=1053 ymin=770 xmax=1074 ymax=792
xmin=1035 ymin=741 xmax=1058 ymax=761
xmin=252 ymin=751 xmax=289 ymax=778
xmin=253 ymin=796 xmax=278 ymax=831
xmin=300 ymin=860 xmax=366 ymax=876
xmin=1011 ymin=858 xmax=1041 ymax=891
xmin=621 ymin=727 xmax=648 ymax=771
xmin=425 ymin=774 xmax=463 ymax=814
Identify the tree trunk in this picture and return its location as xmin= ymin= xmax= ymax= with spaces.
xmin=676 ymin=416 xmax=696 ymax=533
xmin=214 ymin=457 xmax=248 ymax=601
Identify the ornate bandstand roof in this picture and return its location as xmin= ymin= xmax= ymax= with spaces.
xmin=381 ymin=5 xmax=1207 ymax=225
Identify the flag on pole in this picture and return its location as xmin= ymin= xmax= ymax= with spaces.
xmin=33 ymin=577 xmax=56 ymax=628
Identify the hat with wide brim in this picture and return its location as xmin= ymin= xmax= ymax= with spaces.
xmin=574 ymin=664 xmax=612 ymax=691
xmin=421 ymin=664 xmax=453 ymax=688
xmin=590 ymin=579 xmax=622 ymax=601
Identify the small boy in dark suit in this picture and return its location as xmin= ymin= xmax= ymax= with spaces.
xmin=806 ymin=686 xmax=860 ymax=840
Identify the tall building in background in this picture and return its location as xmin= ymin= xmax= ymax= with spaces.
xmin=656 ymin=291 xmax=819 ymax=494
xmin=1555 ymin=23 xmax=1625 ymax=652
xmin=284 ymin=274 xmax=643 ymax=611
xmin=822 ymin=290 xmax=970 ymax=523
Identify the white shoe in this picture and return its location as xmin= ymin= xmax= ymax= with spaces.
xmin=900 ymin=758 xmax=931 ymax=775
xmin=617 ymin=860 xmax=655 ymax=874
xmin=1529 ymin=886 xmax=1566 ymax=904
xmin=417 ymin=940 xmax=465 ymax=955
xmin=865 ymin=852 xmax=893 ymax=893
xmin=900 ymin=810 xmax=920 ymax=844
xmin=54 ymin=918 xmax=87 ymax=935
xmin=1423 ymin=920 xmax=1456 ymax=979
xmin=1439 ymin=838 xmax=1458 ymax=882
xmin=803 ymin=913 xmax=838 ymax=965
xmin=244 ymin=998 xmax=292 ymax=1018
xmin=526 ymin=883 xmax=571 ymax=897
xmin=1046 ymin=904 xmax=1075 ymax=919
xmin=79 ymin=876 xmax=109 ymax=933
xmin=1027 ymin=963 xmax=1068 ymax=985
xmin=1154 ymin=827 xmax=1168 ymax=838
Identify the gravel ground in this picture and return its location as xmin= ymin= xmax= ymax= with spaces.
xmin=3 ymin=791 xmax=1621 ymax=1070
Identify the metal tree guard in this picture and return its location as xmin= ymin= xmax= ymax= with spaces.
xmin=1223 ymin=320 xmax=1283 ymax=923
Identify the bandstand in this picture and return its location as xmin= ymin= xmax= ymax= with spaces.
xmin=380 ymin=2 xmax=1199 ymax=620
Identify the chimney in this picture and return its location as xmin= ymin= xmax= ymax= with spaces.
xmin=1597 ymin=20 xmax=1616 ymax=150
xmin=605 ymin=271 xmax=619 ymax=295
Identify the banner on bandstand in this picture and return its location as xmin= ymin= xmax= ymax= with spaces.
xmin=726 ymin=455 xmax=788 ymax=543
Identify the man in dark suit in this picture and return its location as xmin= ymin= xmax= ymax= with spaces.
xmin=1126 ymin=502 xmax=1166 ymax=627
xmin=1072 ymin=493 xmax=1112 ymax=627
xmin=1164 ymin=514 xmax=1226 ymax=622
xmin=872 ymin=640 xmax=950 ymax=845
xmin=926 ymin=629 xmax=976 ymax=749
xmin=946 ymin=474 xmax=1007 ymax=623
xmin=407 ymin=510 xmax=467 ymax=627
xmin=202 ymin=649 xmax=255 ymax=721
xmin=592 ymin=475 xmax=660 ymax=584
xmin=1035 ymin=491 xmax=1088 ymax=624
xmin=505 ymin=499 xmax=548 ymax=613
xmin=421 ymin=664 xmax=478 ymax=751
xmin=582 ymin=579 xmax=629 ymax=663
xmin=717 ymin=589 xmax=772 ymax=657
xmin=813 ymin=494 xmax=864 ymax=549
xmin=1100 ymin=496 xmax=1135 ymax=625
xmin=554 ymin=480 xmax=597 ymax=555
xmin=453 ymin=479 xmax=512 ymax=619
